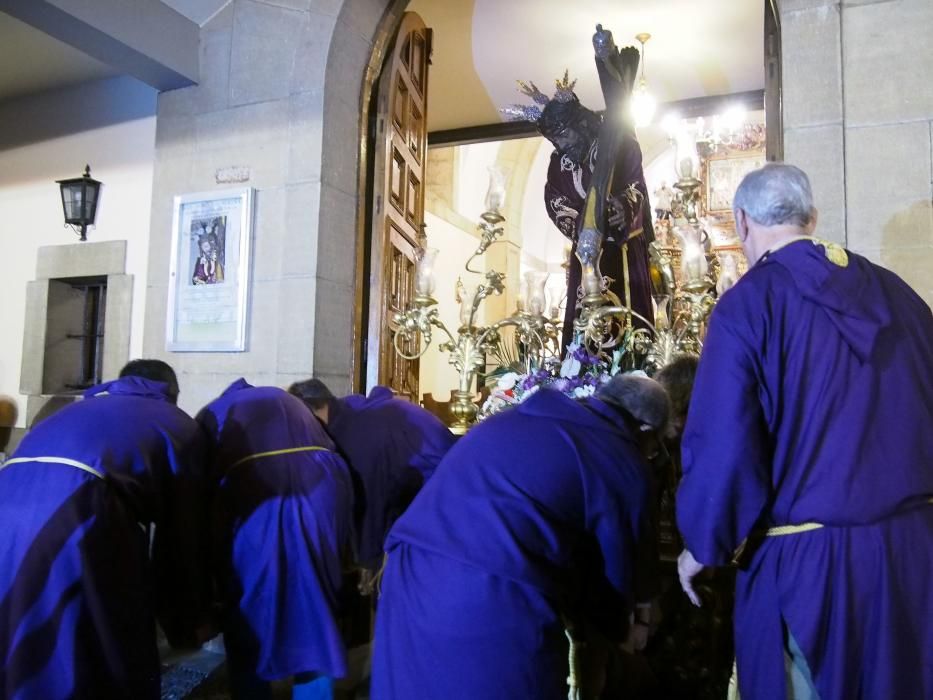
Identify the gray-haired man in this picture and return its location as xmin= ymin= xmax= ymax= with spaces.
xmin=676 ymin=163 xmax=933 ymax=699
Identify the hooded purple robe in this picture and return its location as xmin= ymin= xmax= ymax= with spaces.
xmin=324 ymin=386 xmax=455 ymax=568
xmin=677 ymin=239 xmax=933 ymax=700
xmin=0 ymin=377 xmax=211 ymax=700
xmin=196 ymin=379 xmax=353 ymax=682
xmin=370 ymin=389 xmax=658 ymax=700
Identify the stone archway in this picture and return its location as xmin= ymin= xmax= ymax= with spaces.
xmin=315 ymin=0 xmax=405 ymax=394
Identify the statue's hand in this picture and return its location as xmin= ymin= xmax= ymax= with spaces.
xmin=593 ymin=23 xmax=615 ymax=60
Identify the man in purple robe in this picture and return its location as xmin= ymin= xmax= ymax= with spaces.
xmin=676 ymin=163 xmax=933 ymax=699
xmin=197 ymin=380 xmax=353 ymax=700
xmin=287 ymin=380 xmax=455 ymax=570
xmin=0 ymin=360 xmax=212 ymax=700
xmin=370 ymin=375 xmax=669 ymax=700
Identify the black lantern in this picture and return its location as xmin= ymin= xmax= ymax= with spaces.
xmin=57 ymin=165 xmax=102 ymax=241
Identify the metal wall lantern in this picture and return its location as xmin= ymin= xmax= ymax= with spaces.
xmin=57 ymin=165 xmax=102 ymax=241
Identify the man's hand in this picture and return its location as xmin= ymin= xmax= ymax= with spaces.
xmin=678 ymin=549 xmax=705 ymax=607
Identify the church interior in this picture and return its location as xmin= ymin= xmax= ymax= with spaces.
xmin=0 ymin=0 xmax=931 ymax=697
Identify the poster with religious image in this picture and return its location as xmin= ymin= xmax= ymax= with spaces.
xmin=189 ymin=216 xmax=226 ymax=286
xmin=166 ymin=188 xmax=253 ymax=352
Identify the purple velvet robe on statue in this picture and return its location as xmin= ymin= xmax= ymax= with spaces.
xmin=197 ymin=380 xmax=352 ymax=682
xmin=0 ymin=377 xmax=211 ymax=700
xmin=677 ymin=240 xmax=933 ymax=700
xmin=370 ymin=389 xmax=658 ymax=700
xmin=544 ymin=133 xmax=655 ymax=348
xmin=324 ymin=386 xmax=456 ymax=568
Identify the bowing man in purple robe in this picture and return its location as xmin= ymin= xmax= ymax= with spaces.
xmin=287 ymin=380 xmax=456 ymax=570
xmin=197 ymin=380 xmax=353 ymax=700
xmin=676 ymin=164 xmax=933 ymax=700
xmin=370 ymin=375 xmax=669 ymax=700
xmin=0 ymin=360 xmax=212 ymax=700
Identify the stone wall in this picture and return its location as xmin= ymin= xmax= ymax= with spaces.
xmin=779 ymin=0 xmax=933 ymax=307
xmin=144 ymin=0 xmax=349 ymax=414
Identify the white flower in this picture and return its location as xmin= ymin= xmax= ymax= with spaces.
xmin=560 ymin=355 xmax=581 ymax=378
xmin=572 ymin=384 xmax=596 ymax=398
xmin=520 ymin=385 xmax=541 ymax=401
xmin=496 ymin=372 xmax=521 ymax=390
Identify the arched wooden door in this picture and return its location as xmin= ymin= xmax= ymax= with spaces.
xmin=365 ymin=12 xmax=431 ymax=400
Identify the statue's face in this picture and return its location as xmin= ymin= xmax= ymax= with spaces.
xmin=548 ymin=122 xmax=592 ymax=166
xmin=540 ymin=100 xmax=597 ymax=167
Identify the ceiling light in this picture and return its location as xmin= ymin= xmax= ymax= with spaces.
xmin=631 ymin=33 xmax=656 ymax=128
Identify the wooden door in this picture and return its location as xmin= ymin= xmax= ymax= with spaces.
xmin=365 ymin=12 xmax=432 ymax=400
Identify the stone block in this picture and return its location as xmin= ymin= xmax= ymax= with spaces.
xmin=196 ymin=27 xmax=232 ymax=114
xmin=142 ymin=282 xmax=170 ymax=355
xmin=337 ymin=0 xmax=390 ymax=44
xmin=251 ymin=187 xmax=287 ymax=282
xmin=288 ymin=10 xmax=336 ymax=94
xmin=36 ymin=240 xmax=127 ymax=279
xmin=193 ymin=107 xmax=290 ymax=190
xmin=288 ymin=89 xmax=325 ymax=184
xmin=309 ymin=371 xmax=353 ymax=396
xmin=312 ymin=277 xmax=354 ymax=376
xmin=26 ymin=394 xmax=78 ymax=429
xmin=275 ymin=275 xmax=317 ymax=374
xmin=176 ymin=373 xmax=237 ymax=418
xmin=158 ymin=85 xmax=200 ymax=118
xmin=845 ymin=121 xmax=933 ymax=250
xmin=19 ymin=281 xmax=48 ymax=395
xmin=145 ymin=193 xmax=179 ymax=289
xmin=101 ymin=274 xmax=134 ymax=382
xmin=859 ymin=246 xmax=933 ymax=308
xmin=781 ymin=5 xmax=842 ymax=128
xmin=782 ymin=125 xmax=847 ymax=244
xmin=229 ymin=0 xmax=310 ymax=107
xmin=282 ymin=183 xmax=321 ymax=277
xmin=776 ymin=0 xmax=839 ymax=12
xmin=315 ymin=184 xmax=356 ymax=285
xmin=156 ymin=114 xmax=197 ymax=154
xmin=203 ymin=1 xmax=235 ymax=30
xmin=321 ymin=93 xmax=362 ymax=197
xmin=843 ymin=0 xmax=933 ymax=126
xmin=195 ymin=100 xmax=289 ymax=154
xmin=324 ymin=26 xmax=371 ymax=111
xmin=162 ymin=279 xmax=280 ymax=377
xmin=254 ymin=0 xmax=314 ymax=12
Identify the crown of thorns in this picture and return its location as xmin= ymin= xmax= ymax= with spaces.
xmin=500 ymin=70 xmax=578 ymax=123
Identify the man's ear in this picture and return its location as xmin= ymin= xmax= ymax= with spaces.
xmin=807 ymin=207 xmax=819 ymax=234
xmin=734 ymin=208 xmax=749 ymax=242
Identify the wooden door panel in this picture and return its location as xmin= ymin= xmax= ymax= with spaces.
xmin=366 ymin=12 xmax=431 ymax=400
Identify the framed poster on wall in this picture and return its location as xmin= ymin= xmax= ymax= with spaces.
xmin=166 ymin=187 xmax=254 ymax=352
xmin=703 ymin=151 xmax=766 ymax=216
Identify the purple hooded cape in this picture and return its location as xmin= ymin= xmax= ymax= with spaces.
xmin=324 ymin=386 xmax=455 ymax=568
xmin=196 ymin=379 xmax=352 ymax=682
xmin=370 ymin=389 xmax=658 ymax=700
xmin=677 ymin=239 xmax=933 ymax=699
xmin=0 ymin=377 xmax=211 ymax=700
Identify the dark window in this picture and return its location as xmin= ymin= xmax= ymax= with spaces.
xmin=43 ymin=276 xmax=107 ymax=394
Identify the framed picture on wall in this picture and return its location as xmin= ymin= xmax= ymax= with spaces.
xmin=166 ymin=187 xmax=254 ymax=352
xmin=704 ymin=151 xmax=766 ymax=215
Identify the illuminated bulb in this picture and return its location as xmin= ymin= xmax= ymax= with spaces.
xmin=631 ymin=80 xmax=656 ymax=128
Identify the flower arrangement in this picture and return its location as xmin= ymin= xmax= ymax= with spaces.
xmin=479 ymin=342 xmax=627 ymax=419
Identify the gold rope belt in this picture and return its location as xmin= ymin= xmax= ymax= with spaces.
xmin=0 ymin=455 xmax=105 ymax=480
xmin=766 ymin=497 xmax=933 ymax=537
xmin=229 ymin=445 xmax=330 ymax=469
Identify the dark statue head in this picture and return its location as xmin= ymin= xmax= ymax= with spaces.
xmin=538 ymin=97 xmax=602 ymax=166
xmin=120 ymin=359 xmax=180 ymax=404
